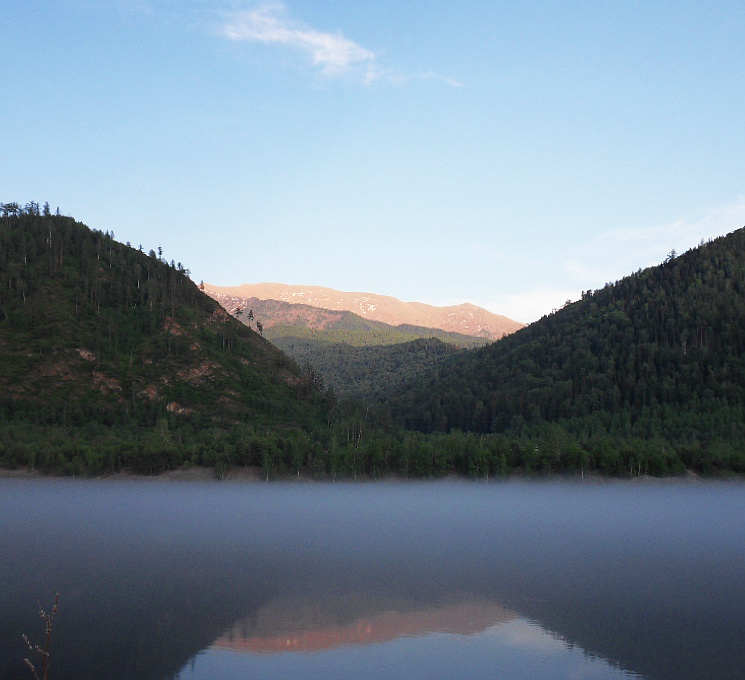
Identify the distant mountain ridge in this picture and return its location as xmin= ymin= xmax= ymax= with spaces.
xmin=203 ymin=283 xmax=524 ymax=341
xmin=4 ymin=204 xmax=744 ymax=478
xmin=201 ymin=289 xmax=487 ymax=400
xmin=202 ymin=294 xmax=489 ymax=348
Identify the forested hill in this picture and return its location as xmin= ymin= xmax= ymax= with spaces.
xmin=272 ymin=336 xmax=464 ymax=402
xmin=203 ymin=292 xmax=486 ymax=400
xmin=202 ymin=293 xmax=489 ymax=347
xmin=0 ymin=205 xmax=327 ymax=431
xmin=388 ymin=228 xmax=745 ymax=469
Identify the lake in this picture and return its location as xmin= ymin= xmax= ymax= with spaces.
xmin=1 ymin=477 xmax=744 ymax=680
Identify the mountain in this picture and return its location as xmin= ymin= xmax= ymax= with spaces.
xmin=271 ymin=336 xmax=463 ymax=402
xmin=0 ymin=206 xmax=328 ymax=473
xmin=214 ymin=597 xmax=514 ymax=654
xmin=200 ymin=294 xmax=489 ymax=347
xmin=6 ymin=204 xmax=742 ymax=479
xmin=203 ymin=283 xmax=524 ymax=340
xmin=387 ymin=228 xmax=745 ymax=474
xmin=201 ymin=290 xmax=487 ymax=400
xmin=201 ymin=284 xmax=517 ymax=401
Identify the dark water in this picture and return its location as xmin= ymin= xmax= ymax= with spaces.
xmin=1 ymin=478 xmax=744 ymax=680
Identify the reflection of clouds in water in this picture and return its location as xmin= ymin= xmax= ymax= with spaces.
xmin=483 ymin=617 xmax=567 ymax=652
xmin=479 ymin=618 xmax=643 ymax=679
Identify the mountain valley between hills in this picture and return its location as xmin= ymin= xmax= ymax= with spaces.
xmin=2 ymin=202 xmax=745 ymax=478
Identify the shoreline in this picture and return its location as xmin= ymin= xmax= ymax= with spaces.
xmin=1 ymin=465 xmax=742 ymax=484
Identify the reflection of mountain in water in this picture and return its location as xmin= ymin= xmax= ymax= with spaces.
xmin=214 ymin=596 xmax=516 ymax=654
xmin=2 ymin=481 xmax=745 ymax=680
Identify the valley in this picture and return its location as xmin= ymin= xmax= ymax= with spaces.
xmin=201 ymin=286 xmax=513 ymax=399
xmin=2 ymin=204 xmax=745 ymax=478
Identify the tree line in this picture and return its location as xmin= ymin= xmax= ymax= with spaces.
xmin=384 ymin=228 xmax=745 ymax=473
xmin=3 ymin=204 xmax=744 ymax=478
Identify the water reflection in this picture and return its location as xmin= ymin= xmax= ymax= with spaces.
xmin=214 ymin=596 xmax=516 ymax=653
xmin=198 ymin=595 xmax=644 ymax=680
xmin=1 ymin=479 xmax=744 ymax=680
xmin=189 ymin=612 xmax=643 ymax=680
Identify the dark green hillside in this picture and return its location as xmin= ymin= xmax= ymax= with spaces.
xmin=6 ymin=203 xmax=744 ymax=479
xmin=264 ymin=318 xmax=483 ymax=400
xmin=206 ymin=293 xmax=486 ymax=401
xmin=265 ymin=318 xmax=483 ymax=400
xmin=265 ymin=318 xmax=487 ymax=348
xmin=207 ymin=293 xmax=488 ymax=347
xmin=271 ymin=336 xmax=463 ymax=401
xmin=388 ymin=228 xmax=745 ymax=473
xmin=0 ymin=204 xmax=329 ymax=472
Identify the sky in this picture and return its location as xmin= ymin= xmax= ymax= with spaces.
xmin=3 ymin=0 xmax=745 ymax=323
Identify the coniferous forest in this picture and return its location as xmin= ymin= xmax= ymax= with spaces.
xmin=387 ymin=230 xmax=745 ymax=475
xmin=2 ymin=202 xmax=745 ymax=478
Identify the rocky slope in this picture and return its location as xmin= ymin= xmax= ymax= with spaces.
xmin=201 ymin=287 xmax=496 ymax=401
xmin=202 ymin=293 xmax=489 ymax=348
xmin=0 ymin=209 xmax=325 ymax=428
xmin=203 ymin=283 xmax=524 ymax=341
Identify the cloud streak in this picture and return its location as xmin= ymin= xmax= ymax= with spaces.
xmin=420 ymin=71 xmax=463 ymax=88
xmin=219 ymin=3 xmax=461 ymax=87
xmin=563 ymin=198 xmax=745 ymax=287
xmin=474 ymin=288 xmax=579 ymax=325
xmin=471 ymin=197 xmax=745 ymax=323
xmin=222 ymin=3 xmax=377 ymax=79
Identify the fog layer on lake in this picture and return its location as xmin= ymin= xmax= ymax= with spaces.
xmin=2 ymin=478 xmax=743 ymax=680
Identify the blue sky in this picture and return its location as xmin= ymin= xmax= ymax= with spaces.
xmin=3 ymin=1 xmax=745 ymax=322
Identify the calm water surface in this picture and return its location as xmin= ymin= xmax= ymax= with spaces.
xmin=1 ymin=478 xmax=744 ymax=680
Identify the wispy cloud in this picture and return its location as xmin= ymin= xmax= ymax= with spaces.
xmin=486 ymin=618 xmax=567 ymax=653
xmin=219 ymin=3 xmax=461 ymax=86
xmin=221 ymin=3 xmax=377 ymax=80
xmin=419 ymin=71 xmax=463 ymax=88
xmin=470 ymin=198 xmax=745 ymax=324
xmin=473 ymin=288 xmax=579 ymax=325
xmin=564 ymin=197 xmax=745 ymax=286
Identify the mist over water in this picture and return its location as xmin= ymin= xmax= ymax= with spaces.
xmin=1 ymin=479 xmax=744 ymax=680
